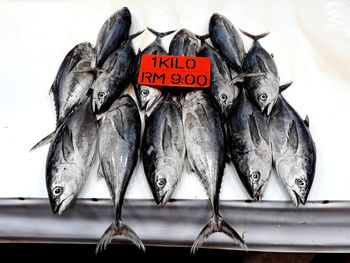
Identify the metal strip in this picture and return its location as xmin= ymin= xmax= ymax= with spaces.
xmin=0 ymin=198 xmax=349 ymax=253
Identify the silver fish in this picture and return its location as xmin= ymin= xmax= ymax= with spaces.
xmin=46 ymin=97 xmax=98 ymax=215
xmin=209 ymin=13 xmax=245 ymax=73
xmin=269 ymin=95 xmax=316 ymax=207
xmin=142 ymin=95 xmax=185 ymax=206
xmin=31 ymin=42 xmax=95 ymax=151
xmin=197 ymin=39 xmax=240 ymax=114
xmin=96 ymin=95 xmax=144 ymax=252
xmin=134 ymin=28 xmax=175 ymax=116
xmin=169 ymin=29 xmax=200 ymax=56
xmin=241 ymin=30 xmax=284 ymax=116
xmin=182 ymin=90 xmax=246 ymax=253
xmin=92 ymin=31 xmax=143 ymax=114
xmin=95 ymin=7 xmax=131 ymax=68
xmin=227 ymin=88 xmax=272 ymax=200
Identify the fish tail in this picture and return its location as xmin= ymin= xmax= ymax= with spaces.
xmin=95 ymin=220 xmax=145 ymax=254
xmin=147 ymin=27 xmax=176 ymax=38
xmin=239 ymin=29 xmax=270 ymax=42
xmin=190 ymin=215 xmax=247 ymax=254
xmin=129 ymin=30 xmax=145 ymax=40
xmin=29 ymin=131 xmax=55 ymax=151
xmin=195 ymin=34 xmax=210 ymax=43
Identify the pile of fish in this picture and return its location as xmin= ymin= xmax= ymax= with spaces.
xmin=32 ymin=7 xmax=316 ymax=254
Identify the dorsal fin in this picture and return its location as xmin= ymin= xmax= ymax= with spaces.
xmin=162 ymin=120 xmax=173 ymax=152
xmin=111 ymin=109 xmax=125 ymax=140
xmin=62 ymin=126 xmax=75 ymax=162
xmin=304 ymin=115 xmax=310 ymax=128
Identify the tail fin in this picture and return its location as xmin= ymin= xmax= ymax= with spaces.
xmin=95 ymin=220 xmax=145 ymax=254
xmin=190 ymin=215 xmax=246 ymax=254
xmin=130 ymin=30 xmax=145 ymax=40
xmin=147 ymin=27 xmax=176 ymax=38
xmin=240 ymin=29 xmax=270 ymax=42
xmin=195 ymin=34 xmax=210 ymax=43
xmin=29 ymin=131 xmax=55 ymax=151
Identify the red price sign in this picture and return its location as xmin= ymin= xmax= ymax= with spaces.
xmin=137 ymin=54 xmax=210 ymax=88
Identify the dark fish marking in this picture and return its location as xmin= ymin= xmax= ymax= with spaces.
xmin=162 ymin=120 xmax=173 ymax=153
xmin=287 ymin=120 xmax=299 ymax=151
xmin=248 ymin=114 xmax=261 ymax=148
xmin=111 ymin=108 xmax=125 ymax=141
xmin=256 ymin=55 xmax=269 ymax=73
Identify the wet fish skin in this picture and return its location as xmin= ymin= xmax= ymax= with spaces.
xmin=209 ymin=13 xmax=245 ymax=73
xmin=142 ymin=96 xmax=185 ymax=206
xmin=96 ymin=95 xmax=144 ymax=252
xmin=46 ymin=97 xmax=98 ymax=215
xmin=92 ymin=31 xmax=143 ymax=114
xmin=269 ymin=95 xmax=316 ymax=206
xmin=169 ymin=29 xmax=200 ymax=56
xmin=95 ymin=7 xmax=131 ymax=68
xmin=241 ymin=30 xmax=280 ymax=116
xmin=182 ymin=90 xmax=245 ymax=253
xmin=134 ymin=28 xmax=175 ymax=115
xmin=197 ymin=41 xmax=239 ymax=114
xmin=227 ymin=88 xmax=272 ymax=200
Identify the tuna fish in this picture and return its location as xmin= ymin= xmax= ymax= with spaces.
xmin=96 ymin=95 xmax=144 ymax=252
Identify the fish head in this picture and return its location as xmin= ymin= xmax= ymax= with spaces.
xmin=213 ymin=79 xmax=239 ymax=114
xmin=239 ymin=152 xmax=272 ymax=201
xmin=47 ymin=163 xmax=83 ymax=215
xmin=91 ymin=73 xmax=114 ymax=114
xmin=152 ymin=166 xmax=179 ymax=206
xmin=138 ymin=86 xmax=162 ymax=112
xmin=248 ymin=76 xmax=279 ymax=116
xmin=278 ymin=161 xmax=309 ymax=207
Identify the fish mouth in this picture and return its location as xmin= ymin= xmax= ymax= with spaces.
xmin=51 ymin=196 xmax=74 ymax=215
xmin=291 ymin=190 xmax=306 ymax=207
xmin=156 ymin=190 xmax=171 ymax=207
xmin=253 ymin=185 xmax=265 ymax=201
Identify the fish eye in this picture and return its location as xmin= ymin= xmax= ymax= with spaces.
xmin=98 ymin=92 xmax=105 ymax=99
xmin=259 ymin=93 xmax=267 ymax=101
xmin=156 ymin=178 xmax=167 ymax=189
xmin=219 ymin=94 xmax=227 ymax=101
xmin=251 ymin=171 xmax=260 ymax=182
xmin=53 ymin=186 xmax=63 ymax=197
xmin=141 ymin=89 xmax=150 ymax=97
xmin=295 ymin=179 xmax=306 ymax=187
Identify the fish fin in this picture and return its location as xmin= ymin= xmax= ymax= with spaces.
xmin=239 ymin=29 xmax=270 ymax=41
xmin=256 ymin=55 xmax=269 ymax=73
xmin=195 ymin=33 xmax=210 ymax=43
xmin=279 ymin=81 xmax=293 ymax=93
xmin=248 ymin=114 xmax=261 ymax=148
xmin=62 ymin=127 xmax=75 ymax=162
xmin=95 ymin=220 xmax=145 ymax=254
xmin=190 ymin=216 xmax=246 ymax=254
xmin=111 ymin=109 xmax=125 ymax=141
xmin=129 ymin=30 xmax=145 ymax=40
xmin=147 ymin=27 xmax=176 ymax=38
xmin=162 ymin=120 xmax=173 ymax=152
xmin=97 ymin=163 xmax=104 ymax=181
xmin=287 ymin=120 xmax=299 ymax=151
xmin=29 ymin=131 xmax=55 ymax=151
xmin=304 ymin=115 xmax=310 ymax=128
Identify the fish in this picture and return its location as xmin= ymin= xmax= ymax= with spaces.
xmin=142 ymin=94 xmax=185 ymax=206
xmin=182 ymin=90 xmax=246 ymax=253
xmin=134 ymin=27 xmax=175 ymax=116
xmin=92 ymin=30 xmax=144 ymax=114
xmin=46 ymin=96 xmax=98 ymax=215
xmin=227 ymin=88 xmax=272 ymax=200
xmin=169 ymin=29 xmax=200 ymax=56
xmin=30 ymin=42 xmax=96 ymax=151
xmin=209 ymin=13 xmax=245 ymax=73
xmin=268 ymin=94 xmax=316 ymax=207
xmin=96 ymin=95 xmax=144 ymax=252
xmin=197 ymin=38 xmax=240 ymax=115
xmin=241 ymin=30 xmax=284 ymax=116
xmin=95 ymin=7 xmax=131 ymax=68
